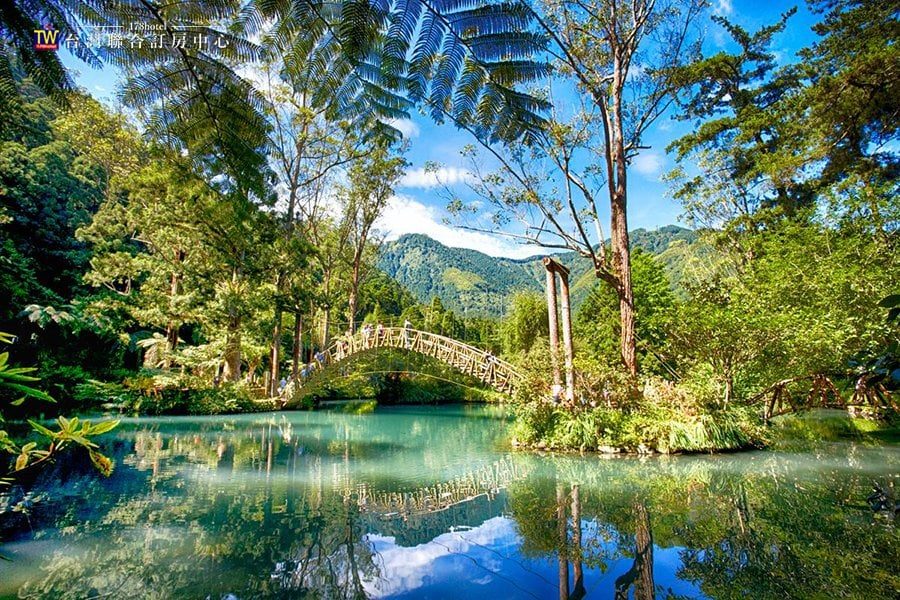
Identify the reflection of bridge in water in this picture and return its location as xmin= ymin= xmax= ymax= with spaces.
xmin=334 ymin=456 xmax=528 ymax=544
xmin=284 ymin=327 xmax=523 ymax=403
xmin=337 ymin=455 xmax=526 ymax=516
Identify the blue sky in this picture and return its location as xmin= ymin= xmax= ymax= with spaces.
xmin=60 ymin=0 xmax=821 ymax=258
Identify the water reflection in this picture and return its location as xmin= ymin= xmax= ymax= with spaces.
xmin=1 ymin=407 xmax=898 ymax=599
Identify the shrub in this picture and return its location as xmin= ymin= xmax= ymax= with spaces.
xmin=78 ymin=373 xmax=277 ymax=415
xmin=510 ymin=400 xmax=557 ymax=445
xmin=511 ymin=373 xmax=769 ymax=453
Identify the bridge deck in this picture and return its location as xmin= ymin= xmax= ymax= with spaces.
xmin=284 ymin=327 xmax=523 ymax=401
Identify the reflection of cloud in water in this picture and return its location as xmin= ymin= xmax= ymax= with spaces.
xmin=363 ymin=516 xmax=544 ymax=598
xmin=362 ymin=515 xmax=705 ymax=599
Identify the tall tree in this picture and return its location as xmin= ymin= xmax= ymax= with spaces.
xmin=260 ymin=59 xmax=361 ymax=393
xmin=668 ymin=1 xmax=898 ymax=238
xmin=339 ymin=142 xmax=407 ymax=333
xmin=452 ymin=0 xmax=705 ymax=376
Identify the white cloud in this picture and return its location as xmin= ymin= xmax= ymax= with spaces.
xmin=378 ymin=195 xmax=544 ymax=259
xmin=387 ymin=118 xmax=420 ymax=139
xmin=713 ymin=0 xmax=733 ymax=16
xmin=399 ymin=167 xmax=474 ymax=189
xmin=632 ymin=151 xmax=665 ymax=176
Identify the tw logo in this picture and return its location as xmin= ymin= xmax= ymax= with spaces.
xmin=33 ymin=24 xmax=60 ymax=51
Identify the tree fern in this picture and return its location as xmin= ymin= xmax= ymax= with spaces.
xmin=0 ymin=0 xmax=107 ymax=125
xmin=245 ymin=0 xmax=551 ymax=143
xmin=3 ymin=0 xmax=549 ymax=196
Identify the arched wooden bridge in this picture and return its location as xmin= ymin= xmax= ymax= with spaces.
xmin=282 ymin=327 xmax=523 ymax=402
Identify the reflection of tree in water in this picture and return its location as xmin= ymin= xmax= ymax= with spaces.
xmin=12 ymin=426 xmax=383 ymax=599
xmin=16 ymin=472 xmax=378 ymax=598
xmin=512 ymin=477 xmax=657 ymax=600
xmin=7 ymin=418 xmax=899 ymax=599
xmin=613 ymin=502 xmax=653 ymax=600
xmin=10 ymin=417 xmax=524 ymax=598
xmin=508 ymin=449 xmax=900 ymax=600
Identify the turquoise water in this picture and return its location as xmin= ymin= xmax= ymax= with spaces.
xmin=1 ymin=405 xmax=898 ymax=599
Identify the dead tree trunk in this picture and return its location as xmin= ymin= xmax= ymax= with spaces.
xmin=559 ymin=270 xmax=575 ymax=404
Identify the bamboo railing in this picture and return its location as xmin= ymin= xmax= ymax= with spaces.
xmin=284 ymin=327 xmax=523 ymax=399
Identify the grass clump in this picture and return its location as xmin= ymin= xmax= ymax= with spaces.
xmin=510 ymin=377 xmax=767 ymax=454
xmin=511 ymin=401 xmax=765 ymax=453
xmin=769 ymin=410 xmax=899 ymax=449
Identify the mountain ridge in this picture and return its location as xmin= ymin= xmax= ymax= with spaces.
xmin=378 ymin=226 xmax=697 ymax=317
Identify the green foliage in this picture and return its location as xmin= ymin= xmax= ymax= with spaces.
xmin=25 ymin=416 xmax=118 ymax=476
xmin=501 ymin=291 xmax=548 ymax=356
xmin=575 ymin=249 xmax=676 ymax=373
xmin=358 ymin=270 xmax=418 ymax=319
xmin=0 ymin=348 xmax=53 ymax=405
xmin=668 ymin=1 xmax=897 ymax=235
xmin=667 ymin=221 xmax=899 ymax=406
xmin=3 ymin=0 xmax=550 ymax=198
xmin=335 ymin=400 xmax=378 ymax=414
xmin=1 ymin=332 xmax=117 ymax=485
xmin=109 ymin=375 xmax=273 ymax=416
xmin=769 ymin=411 xmax=892 ymax=449
xmin=511 ymin=399 xmax=766 ymax=454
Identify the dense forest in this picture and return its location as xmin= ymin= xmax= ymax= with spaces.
xmin=0 ymin=0 xmax=897 ymax=485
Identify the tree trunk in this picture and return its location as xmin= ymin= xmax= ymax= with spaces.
xmin=223 ymin=267 xmax=242 ymax=382
xmin=611 ymin=201 xmax=637 ymax=377
xmin=163 ymin=249 xmax=185 ymax=369
xmin=347 ymin=262 xmax=360 ymax=335
xmin=321 ymin=272 xmax=332 ymax=347
xmin=610 ymin=113 xmax=637 ymax=376
xmin=224 ymin=315 xmax=241 ymax=382
xmin=321 ymin=307 xmax=330 ymax=351
xmin=559 ymin=270 xmax=576 ymax=404
xmin=546 ymin=267 xmax=561 ymax=392
xmin=269 ymin=304 xmax=282 ymax=396
xmin=291 ymin=313 xmax=302 ymax=378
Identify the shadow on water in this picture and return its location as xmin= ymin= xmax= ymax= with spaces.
xmin=1 ymin=406 xmax=898 ymax=599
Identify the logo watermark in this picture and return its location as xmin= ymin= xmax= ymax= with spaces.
xmin=33 ymin=24 xmax=60 ymax=51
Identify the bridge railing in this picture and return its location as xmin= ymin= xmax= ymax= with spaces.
xmin=285 ymin=327 xmax=523 ymax=398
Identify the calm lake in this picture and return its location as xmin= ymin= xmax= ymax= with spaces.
xmin=1 ymin=405 xmax=898 ymax=599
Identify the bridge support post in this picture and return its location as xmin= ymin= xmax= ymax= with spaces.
xmin=558 ymin=270 xmax=575 ymax=404
xmin=544 ymin=258 xmax=575 ymax=404
xmin=545 ymin=267 xmax=561 ymax=391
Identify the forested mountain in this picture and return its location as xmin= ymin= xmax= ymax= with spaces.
xmin=379 ymin=226 xmax=697 ymax=316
